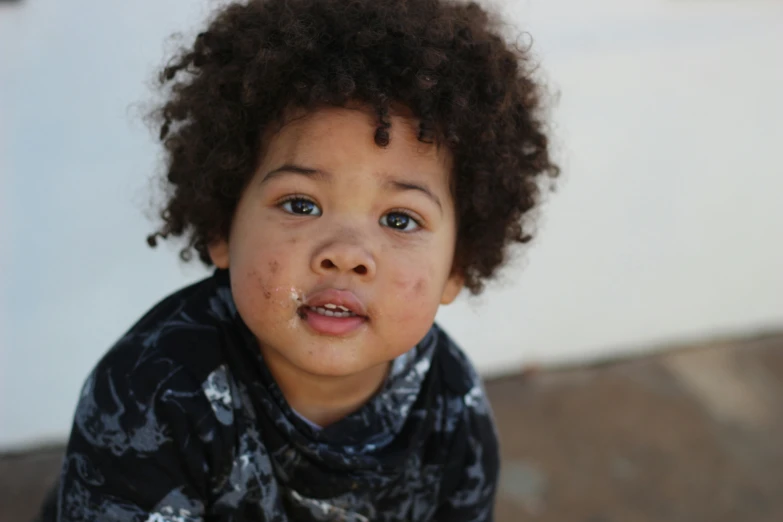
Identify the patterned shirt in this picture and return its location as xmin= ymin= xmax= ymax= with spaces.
xmin=40 ymin=270 xmax=499 ymax=521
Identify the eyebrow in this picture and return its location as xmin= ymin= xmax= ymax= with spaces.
xmin=261 ymin=163 xmax=442 ymax=212
xmin=383 ymin=179 xmax=442 ymax=213
xmin=261 ymin=164 xmax=329 ymax=183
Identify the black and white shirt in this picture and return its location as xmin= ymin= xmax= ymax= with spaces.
xmin=40 ymin=270 xmax=499 ymax=521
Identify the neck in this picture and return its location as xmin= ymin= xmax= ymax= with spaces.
xmin=260 ymin=346 xmax=390 ymax=427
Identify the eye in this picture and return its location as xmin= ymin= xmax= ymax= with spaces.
xmin=280 ymin=197 xmax=322 ymax=216
xmin=380 ymin=211 xmax=421 ymax=232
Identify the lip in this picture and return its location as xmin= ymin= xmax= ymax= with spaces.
xmin=299 ymin=308 xmax=367 ymax=336
xmin=298 ymin=288 xmax=368 ymax=337
xmin=303 ymin=288 xmax=368 ymax=317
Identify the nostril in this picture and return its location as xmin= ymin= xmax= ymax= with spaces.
xmin=317 ymin=257 xmax=369 ymax=275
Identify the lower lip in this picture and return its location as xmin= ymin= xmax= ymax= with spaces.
xmin=300 ymin=308 xmax=367 ymax=336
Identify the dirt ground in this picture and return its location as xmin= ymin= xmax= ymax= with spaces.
xmin=2 ymin=333 xmax=782 ymax=522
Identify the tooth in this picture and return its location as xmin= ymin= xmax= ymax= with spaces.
xmin=324 ymin=310 xmax=335 ymax=317
xmin=324 ymin=304 xmax=337 ymax=309
xmin=337 ymin=305 xmax=349 ymax=312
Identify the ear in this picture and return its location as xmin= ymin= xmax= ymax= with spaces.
xmin=440 ymin=271 xmax=464 ymax=305
xmin=207 ymin=239 xmax=230 ymax=269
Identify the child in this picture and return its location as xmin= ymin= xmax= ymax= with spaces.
xmin=39 ymin=0 xmax=557 ymax=520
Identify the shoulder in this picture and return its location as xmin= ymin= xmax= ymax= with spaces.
xmin=430 ymin=324 xmax=498 ymax=456
xmin=100 ymin=270 xmax=243 ymax=397
xmin=107 ymin=272 xmax=233 ymax=379
xmin=429 ymin=325 xmax=501 ymax=511
xmin=432 ymin=324 xmax=493 ymax=419
xmin=72 ymin=272 xmax=242 ymax=457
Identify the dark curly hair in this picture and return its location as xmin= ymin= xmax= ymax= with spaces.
xmin=147 ymin=0 xmax=558 ymax=294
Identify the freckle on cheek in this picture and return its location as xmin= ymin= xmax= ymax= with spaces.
xmin=269 ymin=260 xmax=279 ymax=274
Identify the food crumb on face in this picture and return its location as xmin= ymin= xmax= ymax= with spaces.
xmin=290 ymin=287 xmax=307 ymax=324
xmin=290 ymin=287 xmax=304 ymax=306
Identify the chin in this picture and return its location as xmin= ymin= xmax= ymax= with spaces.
xmin=290 ymin=348 xmax=386 ymax=379
xmin=305 ymin=364 xmax=365 ymax=378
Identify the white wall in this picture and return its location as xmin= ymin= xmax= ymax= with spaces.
xmin=1 ymin=0 xmax=781 ymax=449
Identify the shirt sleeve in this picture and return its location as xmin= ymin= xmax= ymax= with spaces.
xmin=433 ymin=386 xmax=501 ymax=522
xmin=49 ymin=353 xmax=217 ymax=522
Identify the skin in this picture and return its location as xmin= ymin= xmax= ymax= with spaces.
xmin=208 ymin=105 xmax=463 ymax=426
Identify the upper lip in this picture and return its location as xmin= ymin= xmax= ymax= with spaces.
xmin=303 ymin=288 xmax=368 ymax=317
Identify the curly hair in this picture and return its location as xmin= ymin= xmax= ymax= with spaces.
xmin=147 ymin=0 xmax=558 ymax=294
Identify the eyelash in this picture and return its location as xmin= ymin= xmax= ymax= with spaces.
xmin=276 ymin=196 xmax=424 ymax=232
xmin=277 ymin=195 xmax=321 ymax=215
xmin=382 ymin=209 xmax=423 ymax=232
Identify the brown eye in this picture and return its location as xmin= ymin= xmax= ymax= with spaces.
xmin=380 ymin=211 xmax=420 ymax=232
xmin=281 ymin=198 xmax=321 ymax=216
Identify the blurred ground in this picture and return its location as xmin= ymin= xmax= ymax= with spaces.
xmin=2 ymin=333 xmax=782 ymax=522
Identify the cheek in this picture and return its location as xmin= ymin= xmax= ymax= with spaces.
xmin=232 ymin=257 xmax=301 ymax=325
xmin=379 ymin=268 xmax=441 ymax=354
xmin=391 ymin=274 xmax=428 ymax=300
xmin=386 ymin=262 xmax=441 ymax=322
xmin=389 ymin=255 xmax=440 ymax=297
xmin=236 ymin=267 xmax=276 ymax=307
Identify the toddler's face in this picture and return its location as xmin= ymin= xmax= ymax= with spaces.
xmin=209 ymin=105 xmax=462 ymax=377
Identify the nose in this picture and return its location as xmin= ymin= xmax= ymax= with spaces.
xmin=311 ymin=237 xmax=376 ymax=278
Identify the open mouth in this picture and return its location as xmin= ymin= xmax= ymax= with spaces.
xmin=297 ymin=289 xmax=369 ymax=336
xmin=303 ymin=304 xmax=360 ymax=319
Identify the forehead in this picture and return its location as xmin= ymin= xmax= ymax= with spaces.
xmin=262 ymin=105 xmax=453 ymax=175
